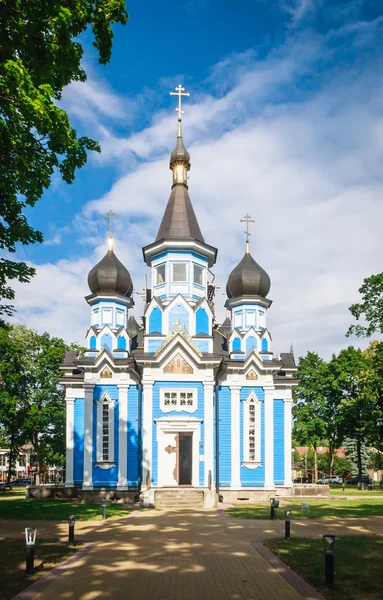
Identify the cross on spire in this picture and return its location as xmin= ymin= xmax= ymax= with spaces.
xmin=240 ymin=213 xmax=255 ymax=253
xmin=170 ymin=84 xmax=190 ymax=136
xmin=104 ymin=210 xmax=118 ymax=250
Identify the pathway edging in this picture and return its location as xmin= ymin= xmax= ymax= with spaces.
xmin=10 ymin=542 xmax=96 ymax=600
xmin=252 ymin=540 xmax=327 ymax=600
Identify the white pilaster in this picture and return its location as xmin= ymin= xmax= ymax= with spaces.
xmin=264 ymin=387 xmax=275 ymax=490
xmin=230 ymin=385 xmax=241 ymax=489
xmin=83 ymin=384 xmax=94 ymax=490
xmin=284 ymin=393 xmax=293 ymax=487
xmin=142 ymin=380 xmax=154 ymax=488
xmin=204 ymin=381 xmax=214 ymax=487
xmin=65 ymin=396 xmax=75 ymax=487
xmin=117 ymin=385 xmax=129 ymax=489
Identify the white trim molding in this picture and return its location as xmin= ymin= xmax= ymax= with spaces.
xmin=65 ymin=397 xmax=75 ymax=487
xmin=284 ymin=397 xmax=293 ymax=487
xmin=83 ymin=385 xmax=94 ymax=490
xmin=241 ymin=390 xmax=262 ymax=468
xmin=117 ymin=384 xmax=129 ymax=489
xmin=264 ymin=386 xmax=275 ymax=489
xmin=230 ymin=385 xmax=241 ymax=488
xmin=204 ymin=382 xmax=214 ymax=487
xmin=142 ymin=380 xmax=154 ymax=489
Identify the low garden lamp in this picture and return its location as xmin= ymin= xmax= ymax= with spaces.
xmin=284 ymin=509 xmax=292 ymax=539
xmin=323 ymin=534 xmax=335 ymax=587
xmin=25 ymin=527 xmax=37 ymax=574
xmin=68 ymin=513 xmax=76 ymax=545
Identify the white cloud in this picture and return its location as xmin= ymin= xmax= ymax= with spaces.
xmin=10 ymin=17 xmax=383 ymax=361
xmin=44 ymin=234 xmax=62 ymax=246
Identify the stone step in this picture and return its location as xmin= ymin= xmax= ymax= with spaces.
xmin=154 ymin=488 xmax=205 ymax=508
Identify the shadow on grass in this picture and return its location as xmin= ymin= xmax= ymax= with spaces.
xmin=228 ymin=499 xmax=383 ymax=520
xmin=0 ymin=498 xmax=131 ymax=521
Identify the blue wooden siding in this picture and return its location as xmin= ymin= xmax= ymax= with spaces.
xmin=101 ymin=333 xmax=112 ymax=351
xmin=117 ymin=336 xmax=126 ymax=350
xmin=168 ymin=304 xmax=189 ymax=330
xmin=217 ymin=386 xmax=231 ymax=487
xmin=128 ymin=385 xmax=139 ymax=486
xmin=246 ymin=336 xmax=257 ymax=355
xmin=152 ymin=381 xmax=204 ymax=486
xmin=274 ymin=399 xmax=285 ymax=484
xmin=73 ymin=398 xmax=84 ymax=484
xmin=240 ymin=387 xmax=265 ymax=486
xmin=148 ymin=340 xmax=161 ymax=353
xmin=92 ymin=385 xmax=118 ymax=486
xmin=195 ymin=340 xmax=209 ymax=353
xmin=196 ymin=308 xmax=209 ymax=334
xmin=149 ymin=307 xmax=162 ymax=333
xmin=89 ymin=336 xmax=97 ymax=349
xmin=232 ymin=337 xmax=241 ymax=352
xmin=262 ymin=338 xmax=269 ymax=351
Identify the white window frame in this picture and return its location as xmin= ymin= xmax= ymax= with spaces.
xmin=242 ymin=391 xmax=262 ymax=468
xmin=171 ymin=262 xmax=187 ymax=282
xmin=92 ymin=309 xmax=99 ymax=326
xmin=102 ymin=308 xmax=113 ymax=325
xmin=193 ymin=264 xmax=204 ymax=286
xmin=160 ymin=388 xmax=198 ymax=414
xmin=246 ymin=311 xmax=256 ymax=327
xmin=156 ymin=264 xmax=166 ymax=285
xmin=116 ymin=310 xmax=124 ymax=327
xmin=234 ymin=311 xmax=242 ymax=328
xmin=96 ymin=392 xmax=116 ymax=464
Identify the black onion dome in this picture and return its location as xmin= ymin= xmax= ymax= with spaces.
xmin=88 ymin=249 xmax=133 ymax=296
xmin=170 ymin=135 xmax=190 ymax=166
xmin=226 ymin=252 xmax=271 ymax=299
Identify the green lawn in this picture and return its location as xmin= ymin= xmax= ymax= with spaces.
xmin=0 ymin=498 xmax=132 ymax=521
xmin=264 ymin=536 xmax=383 ymax=600
xmin=0 ymin=539 xmax=81 ymax=600
xmin=329 ymin=485 xmax=383 ymax=496
xmin=228 ymin=499 xmax=383 ymax=520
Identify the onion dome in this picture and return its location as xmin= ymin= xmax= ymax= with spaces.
xmin=226 ymin=252 xmax=271 ymax=299
xmin=88 ymin=249 xmax=133 ymax=296
xmin=170 ymin=135 xmax=190 ymax=167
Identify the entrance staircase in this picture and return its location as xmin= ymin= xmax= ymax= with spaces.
xmin=154 ymin=488 xmax=206 ymax=509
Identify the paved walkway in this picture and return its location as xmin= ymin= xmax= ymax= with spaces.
xmin=1 ymin=510 xmax=383 ymax=600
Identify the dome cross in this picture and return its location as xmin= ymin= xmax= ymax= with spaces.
xmin=104 ymin=210 xmax=118 ymax=250
xmin=170 ymin=85 xmax=190 ymax=136
xmin=240 ymin=213 xmax=255 ymax=253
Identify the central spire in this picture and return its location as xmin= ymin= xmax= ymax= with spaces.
xmin=169 ymin=84 xmax=191 ymax=187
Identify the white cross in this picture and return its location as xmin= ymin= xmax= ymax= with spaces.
xmin=104 ymin=210 xmax=118 ymax=239
xmin=170 ymin=84 xmax=190 ymax=118
xmin=240 ymin=213 xmax=255 ymax=245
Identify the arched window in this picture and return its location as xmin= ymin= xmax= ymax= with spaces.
xmin=96 ymin=392 xmax=115 ymax=463
xmin=149 ymin=306 xmax=162 ymax=333
xmin=117 ymin=336 xmax=126 ymax=350
xmin=101 ymin=333 xmax=112 ymax=352
xmin=232 ymin=337 xmax=241 ymax=352
xmin=196 ymin=308 xmax=209 ymax=334
xmin=246 ymin=336 xmax=257 ymax=355
xmin=169 ymin=303 xmax=189 ymax=331
xmin=243 ymin=392 xmax=261 ymax=464
xmin=89 ymin=335 xmax=97 ymax=349
xmin=262 ymin=338 xmax=268 ymax=351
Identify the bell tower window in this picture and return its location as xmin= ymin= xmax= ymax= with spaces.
xmin=193 ymin=265 xmax=203 ymax=286
xmin=172 ymin=263 xmax=187 ymax=282
xmin=156 ymin=264 xmax=166 ymax=285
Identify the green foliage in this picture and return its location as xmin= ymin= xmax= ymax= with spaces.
xmin=344 ymin=438 xmax=369 ymax=476
xmin=0 ymin=0 xmax=128 ymax=313
xmin=0 ymin=324 xmax=85 ymax=471
xmin=368 ymin=449 xmax=383 ymax=471
xmin=333 ymin=455 xmax=352 ymax=477
xmin=228 ymin=499 xmax=383 ymax=520
xmin=0 ymin=497 xmax=131 ymax=521
xmin=347 ymin=273 xmax=383 ymax=338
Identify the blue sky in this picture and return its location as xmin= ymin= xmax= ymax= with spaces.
xmin=11 ymin=0 xmax=383 ymax=359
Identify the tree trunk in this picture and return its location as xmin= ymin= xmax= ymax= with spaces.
xmin=6 ymin=429 xmax=15 ymax=486
xmin=314 ymin=446 xmax=318 ymax=483
xmin=357 ymin=438 xmax=362 ymax=490
xmin=329 ymin=443 xmax=335 ymax=478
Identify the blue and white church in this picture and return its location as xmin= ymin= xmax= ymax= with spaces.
xmin=61 ymin=86 xmax=298 ymax=506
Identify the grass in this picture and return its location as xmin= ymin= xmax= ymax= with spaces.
xmin=329 ymin=485 xmax=383 ymax=496
xmin=264 ymin=536 xmax=383 ymax=600
xmin=0 ymin=497 xmax=132 ymax=521
xmin=228 ymin=498 xmax=383 ymax=520
xmin=0 ymin=539 xmax=81 ymax=600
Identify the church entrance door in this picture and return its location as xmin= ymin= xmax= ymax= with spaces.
xmin=178 ymin=433 xmax=192 ymax=485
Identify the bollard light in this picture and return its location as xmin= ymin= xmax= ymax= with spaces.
xmin=284 ymin=510 xmax=291 ymax=540
xmin=323 ymin=534 xmax=335 ymax=587
xmin=68 ymin=513 xmax=76 ymax=546
xmin=25 ymin=527 xmax=37 ymax=574
xmin=102 ymin=503 xmax=107 ymax=521
xmin=270 ymin=498 xmax=279 ymax=520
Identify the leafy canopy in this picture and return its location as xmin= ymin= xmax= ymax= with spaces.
xmin=347 ymin=273 xmax=383 ymax=338
xmin=0 ymin=0 xmax=128 ymax=314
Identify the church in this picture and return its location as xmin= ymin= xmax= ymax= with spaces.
xmin=61 ymin=86 xmax=298 ymax=507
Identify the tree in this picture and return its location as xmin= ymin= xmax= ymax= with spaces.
xmin=0 ymin=324 xmax=84 ymax=481
xmin=331 ymin=346 xmax=380 ymax=487
xmin=347 ymin=273 xmax=383 ymax=338
xmin=344 ymin=438 xmax=369 ymax=477
xmin=293 ymin=352 xmax=340 ymax=482
xmin=0 ymin=0 xmax=129 ymax=313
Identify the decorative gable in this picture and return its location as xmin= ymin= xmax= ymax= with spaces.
xmin=100 ymin=366 xmax=112 ymax=379
xmin=246 ymin=369 xmax=258 ymax=380
xmin=163 ymin=353 xmax=193 ymax=374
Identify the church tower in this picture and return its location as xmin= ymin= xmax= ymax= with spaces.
xmin=61 ymin=84 xmax=298 ymax=506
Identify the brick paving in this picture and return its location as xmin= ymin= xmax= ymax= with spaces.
xmin=1 ymin=510 xmax=382 ymax=600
